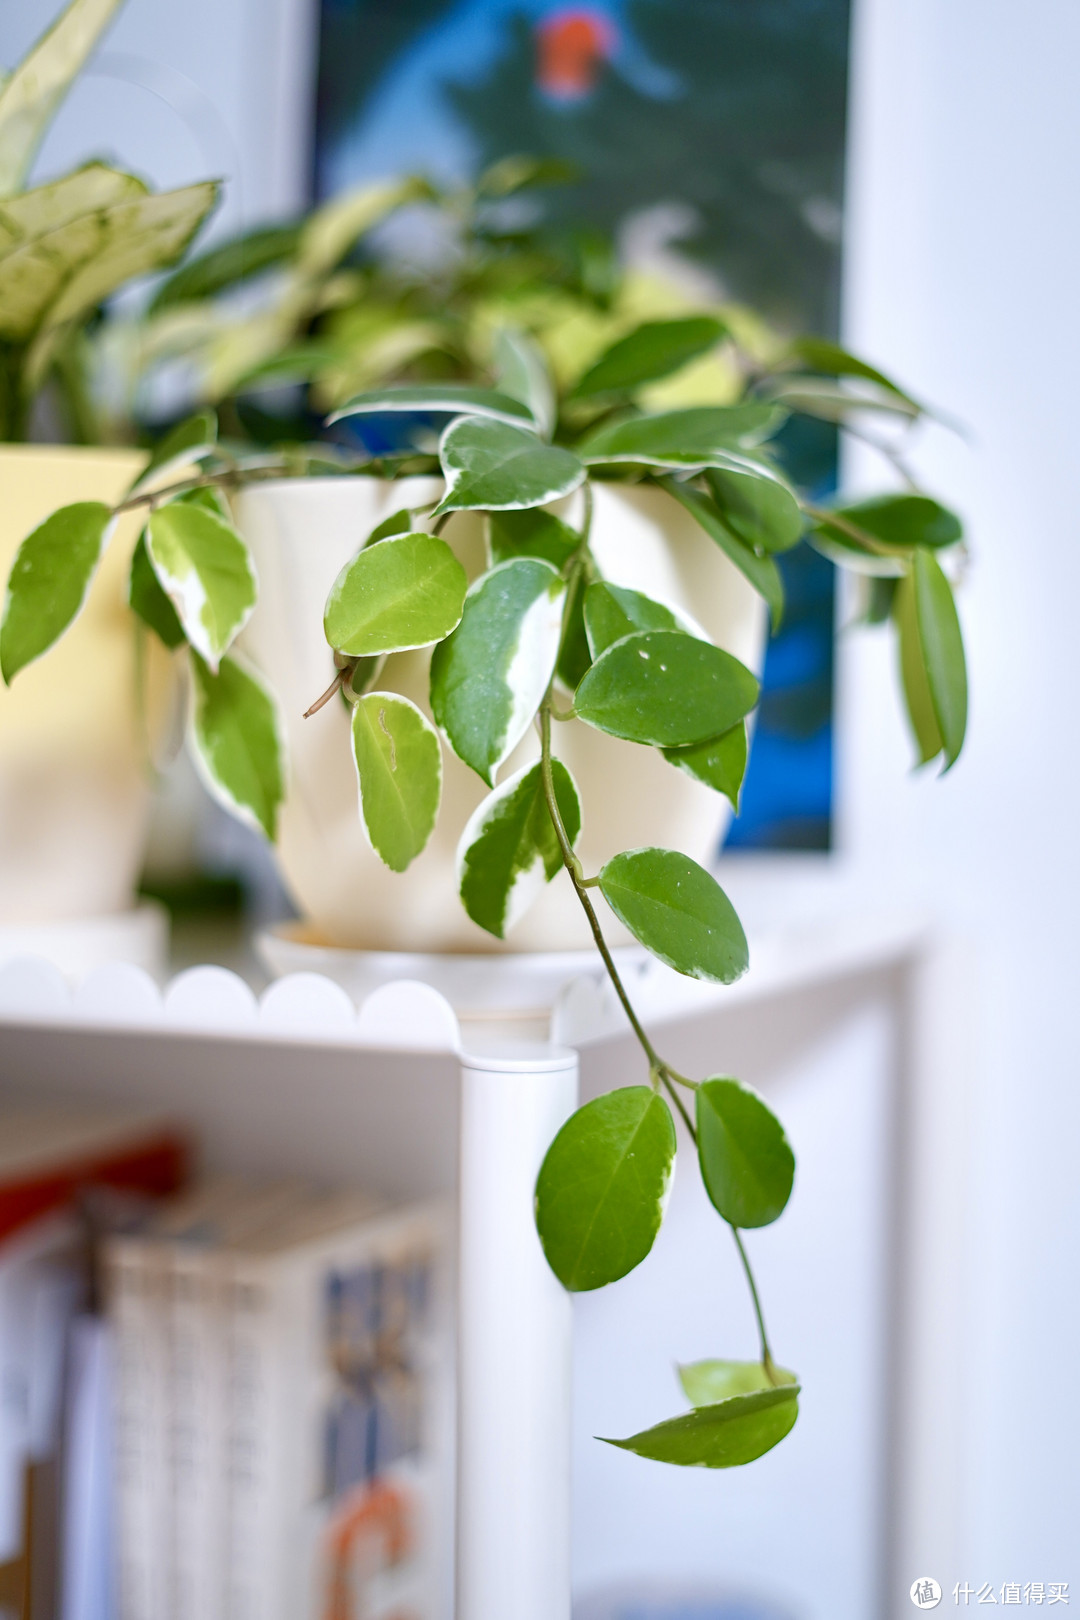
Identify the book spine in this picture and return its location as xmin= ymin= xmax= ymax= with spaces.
xmin=223 ymin=1260 xmax=279 ymax=1620
xmin=167 ymin=1245 xmax=227 ymax=1620
xmin=104 ymin=1240 xmax=169 ymax=1620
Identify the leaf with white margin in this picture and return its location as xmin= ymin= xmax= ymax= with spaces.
xmin=188 ymin=650 xmax=284 ymax=840
xmin=128 ymin=408 xmax=217 ymax=495
xmin=434 ymin=416 xmax=585 ymax=515
xmin=0 ymin=0 xmax=124 ymax=195
xmin=430 ymin=557 xmax=566 ymax=785
xmin=327 ymin=383 xmax=534 ymax=429
xmin=493 ymin=325 xmax=556 ymax=438
xmin=147 ymin=498 xmax=256 ymax=671
xmin=458 ymin=759 xmax=581 ymax=938
xmin=0 ymin=500 xmax=114 ymax=682
xmin=352 ymin=691 xmax=442 ymax=873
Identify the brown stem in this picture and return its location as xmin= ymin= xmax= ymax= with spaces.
xmin=303 ymin=669 xmax=347 ymax=717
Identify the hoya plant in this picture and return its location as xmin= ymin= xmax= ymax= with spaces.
xmin=0 ymin=306 xmax=967 ymax=1470
xmin=0 ymin=0 xmax=220 ymax=443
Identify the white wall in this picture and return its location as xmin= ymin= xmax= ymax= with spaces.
xmin=839 ymin=0 xmax=1080 ymax=1600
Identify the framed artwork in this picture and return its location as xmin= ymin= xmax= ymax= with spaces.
xmin=313 ymin=0 xmax=852 ymax=850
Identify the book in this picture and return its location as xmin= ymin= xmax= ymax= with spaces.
xmin=221 ymin=1193 xmax=451 ymax=1620
xmin=0 ymin=1101 xmax=189 ymax=1615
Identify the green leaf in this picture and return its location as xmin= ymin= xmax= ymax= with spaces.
xmin=790 ymin=336 xmax=921 ymax=409
xmin=366 ymin=509 xmax=413 ymax=546
xmin=574 ymin=629 xmax=759 ymax=747
xmin=555 ymin=565 xmax=592 ymax=691
xmin=1 ymin=501 xmax=113 ymax=683
xmin=435 ymin=417 xmax=585 ymax=514
xmin=912 ymin=548 xmax=967 ymax=768
xmin=571 ymin=317 xmax=727 ymax=399
xmin=535 ymin=1087 xmax=676 ymax=1291
xmin=598 ymin=849 xmax=748 ymax=984
xmin=583 ymin=581 xmax=681 ymax=660
xmin=662 ymin=722 xmax=747 ymax=812
xmin=129 ymin=410 xmax=217 ymax=495
xmin=663 ymin=479 xmax=784 ymax=629
xmin=578 ymin=405 xmax=784 ymax=468
xmin=430 ymin=558 xmax=565 ymax=785
xmin=146 ymin=500 xmax=256 ymax=671
xmin=602 ymin=1385 xmax=799 ymax=1467
xmin=4 ymin=181 xmax=219 ymax=354
xmin=458 ymin=759 xmax=581 ymax=937
xmin=488 ymin=508 xmax=579 ymax=569
xmin=189 ymin=651 xmax=284 ymax=840
xmin=128 ymin=532 xmax=184 ymax=649
xmin=696 ymin=1078 xmax=795 ymax=1228
xmin=705 ymin=462 xmax=803 ymax=554
xmin=327 ymin=384 xmax=535 ymax=429
xmin=351 ymin=692 xmax=442 ymax=872
xmin=895 ymin=571 xmax=944 ymax=764
xmin=323 ymin=532 xmax=467 ymax=657
xmin=149 ymin=222 xmax=302 ymax=312
xmin=678 ymin=1359 xmax=797 ymax=1405
xmin=0 ymin=0 xmax=124 ymax=194
xmin=476 ymin=154 xmax=579 ymax=196
xmin=811 ymin=495 xmax=962 ymax=562
xmin=762 ymin=376 xmax=919 ymax=422
xmin=493 ymin=325 xmax=555 ymax=438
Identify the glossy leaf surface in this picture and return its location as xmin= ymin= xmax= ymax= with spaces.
xmin=128 ymin=531 xmax=184 ymax=649
xmin=813 ymin=494 xmax=962 ymax=556
xmin=662 ymin=722 xmax=747 ymax=811
xmin=696 ymin=1078 xmax=795 ymax=1228
xmin=895 ymin=570 xmax=944 ymax=763
xmin=663 ymin=479 xmax=784 ymax=629
xmin=535 ymin=1087 xmax=676 ymax=1291
xmin=189 ymin=651 xmax=283 ymax=840
xmin=574 ymin=629 xmax=759 ymax=747
xmin=327 ymin=383 xmax=533 ymax=427
xmin=488 ymin=507 xmax=578 ymax=570
xmin=1 ymin=501 xmax=112 ymax=682
xmin=351 ymin=692 xmax=441 ymax=872
xmin=598 ymin=849 xmax=748 ymax=984
xmin=324 ymin=531 xmax=466 ymax=657
xmin=578 ymin=405 xmax=783 ymax=467
xmin=147 ymin=499 xmax=256 ymax=670
xmin=705 ymin=462 xmax=803 ymax=554
xmin=436 ymin=417 xmax=584 ymax=514
xmin=912 ymin=547 xmax=967 ymax=767
xmin=679 ymin=1359 xmax=797 ymax=1405
xmin=129 ymin=409 xmax=217 ymax=494
xmin=493 ymin=326 xmax=555 ymax=438
xmin=571 ymin=316 xmax=726 ymax=398
xmin=583 ymin=581 xmax=682 ymax=660
xmin=430 ymin=557 xmax=565 ymax=784
xmin=602 ymin=1385 xmax=798 ymax=1467
xmin=458 ymin=759 xmax=581 ymax=937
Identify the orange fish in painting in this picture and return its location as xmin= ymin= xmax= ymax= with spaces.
xmin=536 ymin=8 xmax=618 ymax=99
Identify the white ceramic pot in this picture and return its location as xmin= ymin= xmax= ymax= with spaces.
xmin=235 ymin=476 xmax=765 ymax=953
xmin=0 ymin=447 xmax=173 ymax=948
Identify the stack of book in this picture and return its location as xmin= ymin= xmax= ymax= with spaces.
xmin=0 ymin=1101 xmax=190 ymax=1620
xmin=0 ymin=1101 xmax=450 ymax=1620
xmin=105 ymin=1181 xmax=449 ymax=1620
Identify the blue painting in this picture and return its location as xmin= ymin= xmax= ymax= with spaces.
xmin=313 ymin=0 xmax=851 ymax=850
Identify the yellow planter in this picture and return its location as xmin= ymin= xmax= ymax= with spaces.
xmin=0 ymin=446 xmax=171 ymax=927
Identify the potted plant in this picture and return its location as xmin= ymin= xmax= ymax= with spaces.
xmin=1 ymin=247 xmax=967 ymax=1464
xmin=0 ymin=0 xmax=219 ymax=949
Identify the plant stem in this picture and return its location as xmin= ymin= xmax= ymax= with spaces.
xmin=112 ymin=462 xmax=294 ymax=515
xmin=731 ymin=1225 xmax=776 ymax=1378
xmin=801 ymin=501 xmax=907 ymax=559
xmin=538 ymin=703 xmax=663 ymax=1072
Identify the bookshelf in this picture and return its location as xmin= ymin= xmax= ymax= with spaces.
xmin=0 ymin=914 xmax=969 ymax=1620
